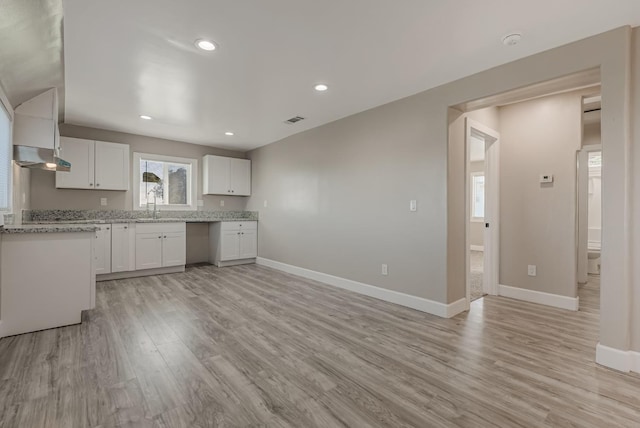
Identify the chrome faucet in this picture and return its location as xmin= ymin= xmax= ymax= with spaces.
xmin=147 ymin=188 xmax=158 ymax=219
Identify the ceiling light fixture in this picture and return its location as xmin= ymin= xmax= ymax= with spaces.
xmin=314 ymin=83 xmax=329 ymax=92
xmin=195 ymin=39 xmax=217 ymax=51
xmin=140 ymin=115 xmax=152 ymax=120
xmin=502 ymin=33 xmax=522 ymax=46
xmin=225 ymin=131 xmax=234 ymax=136
xmin=45 ymin=162 xmax=57 ymax=169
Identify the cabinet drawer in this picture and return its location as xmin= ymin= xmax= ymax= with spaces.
xmin=220 ymin=221 xmax=257 ymax=231
xmin=136 ymin=222 xmax=186 ymax=234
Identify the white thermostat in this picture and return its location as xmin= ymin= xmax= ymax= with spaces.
xmin=540 ymin=174 xmax=554 ymax=183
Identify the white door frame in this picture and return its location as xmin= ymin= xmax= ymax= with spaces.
xmin=465 ymin=118 xmax=500 ymax=309
xmin=576 ymin=144 xmax=602 ymax=286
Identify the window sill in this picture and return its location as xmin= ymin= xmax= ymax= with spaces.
xmin=471 ymin=218 xmax=485 ymax=223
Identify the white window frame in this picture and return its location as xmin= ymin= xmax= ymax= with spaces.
xmin=470 ymin=171 xmax=484 ymax=222
xmin=0 ymin=85 xmax=13 ymax=213
xmin=133 ymin=152 xmax=198 ymax=211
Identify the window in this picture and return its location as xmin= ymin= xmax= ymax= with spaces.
xmin=0 ymin=90 xmax=12 ymax=212
xmin=133 ymin=153 xmax=198 ymax=211
xmin=471 ymin=172 xmax=485 ymax=221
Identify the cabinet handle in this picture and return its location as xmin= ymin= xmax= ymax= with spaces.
xmin=96 ymin=183 xmax=100 ymax=187
xmin=89 ymin=183 xmax=93 ymax=186
xmin=237 ymin=232 xmax=240 ymax=235
xmin=124 ymin=226 xmax=128 ymax=229
xmin=106 ymin=227 xmax=110 ymax=230
xmin=241 ymin=232 xmax=244 ymax=235
xmin=164 ymin=235 xmax=167 ymax=238
xmin=158 ymin=236 xmax=162 ymax=239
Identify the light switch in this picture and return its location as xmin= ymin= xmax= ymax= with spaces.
xmin=264 ymin=200 xmax=268 ymax=208
xmin=410 ymin=200 xmax=417 ymax=212
xmin=100 ymin=198 xmax=107 ymax=206
xmin=220 ymin=199 xmax=225 ymax=207
xmin=381 ymin=264 xmax=388 ymax=275
xmin=528 ymin=265 xmax=537 ymax=276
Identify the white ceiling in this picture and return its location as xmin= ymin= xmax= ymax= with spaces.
xmin=0 ymin=0 xmax=64 ymax=119
xmin=62 ymin=0 xmax=640 ymax=152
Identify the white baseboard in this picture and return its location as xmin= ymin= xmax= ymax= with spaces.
xmin=256 ymin=257 xmax=466 ymax=319
xmin=498 ymin=284 xmax=579 ymax=311
xmin=632 ymin=351 xmax=640 ymax=373
xmin=470 ymin=245 xmax=484 ymax=252
xmin=596 ymin=343 xmax=640 ymax=373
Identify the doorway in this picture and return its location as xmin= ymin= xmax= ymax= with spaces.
xmin=465 ymin=119 xmax=500 ymax=308
xmin=577 ymin=94 xmax=602 ymax=311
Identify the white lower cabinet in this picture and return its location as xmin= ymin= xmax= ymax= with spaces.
xmin=135 ymin=223 xmax=186 ymax=270
xmin=94 ymin=224 xmax=112 ymax=275
xmin=111 ymin=223 xmax=133 ymax=272
xmin=210 ymin=221 xmax=257 ymax=267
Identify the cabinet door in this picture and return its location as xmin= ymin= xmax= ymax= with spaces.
xmin=162 ymin=232 xmax=186 ymax=267
xmin=220 ymin=230 xmax=241 ymax=261
xmin=94 ymin=225 xmax=112 ymax=275
xmin=230 ymin=158 xmax=251 ymax=196
xmin=111 ymin=224 xmax=132 ymax=273
xmin=56 ymin=137 xmax=95 ymax=189
xmin=239 ymin=229 xmax=257 ymax=259
xmin=203 ymin=155 xmax=230 ymax=195
xmin=95 ymin=141 xmax=130 ymax=190
xmin=135 ymin=233 xmax=163 ymax=270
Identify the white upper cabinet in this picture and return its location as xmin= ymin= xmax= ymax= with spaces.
xmin=56 ymin=137 xmax=95 ymax=189
xmin=56 ymin=137 xmax=129 ymax=190
xmin=203 ymin=155 xmax=251 ymax=196
xmin=95 ymin=141 xmax=129 ymax=190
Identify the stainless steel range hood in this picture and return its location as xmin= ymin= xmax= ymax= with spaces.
xmin=13 ymin=146 xmax=70 ymax=172
xmin=12 ymin=88 xmax=71 ymax=172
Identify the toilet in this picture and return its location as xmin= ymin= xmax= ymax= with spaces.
xmin=587 ymin=228 xmax=601 ymax=275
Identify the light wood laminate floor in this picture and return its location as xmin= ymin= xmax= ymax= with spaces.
xmin=0 ymin=267 xmax=638 ymax=427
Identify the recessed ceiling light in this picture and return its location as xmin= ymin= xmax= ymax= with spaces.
xmin=195 ymin=39 xmax=217 ymax=51
xmin=140 ymin=115 xmax=152 ymax=120
xmin=45 ymin=162 xmax=57 ymax=169
xmin=225 ymin=131 xmax=234 ymax=136
xmin=314 ymin=83 xmax=329 ymax=92
xmin=502 ymin=33 xmax=522 ymax=46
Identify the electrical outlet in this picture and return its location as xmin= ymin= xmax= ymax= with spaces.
xmin=410 ymin=200 xmax=417 ymax=212
xmin=220 ymin=199 xmax=225 ymax=207
xmin=197 ymin=199 xmax=204 ymax=207
xmin=100 ymin=198 xmax=107 ymax=206
xmin=528 ymin=265 xmax=537 ymax=277
xmin=381 ymin=264 xmax=388 ymax=276
xmin=264 ymin=200 xmax=268 ymax=208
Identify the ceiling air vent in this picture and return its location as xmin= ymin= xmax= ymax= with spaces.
xmin=284 ymin=116 xmax=305 ymax=125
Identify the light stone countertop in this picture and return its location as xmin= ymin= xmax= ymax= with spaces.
xmin=0 ymin=224 xmax=99 ymax=234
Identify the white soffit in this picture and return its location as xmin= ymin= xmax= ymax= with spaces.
xmin=62 ymin=0 xmax=640 ymax=151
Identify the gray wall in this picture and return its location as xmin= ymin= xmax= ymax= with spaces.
xmin=246 ymin=27 xmax=635 ymax=354
xmin=30 ymin=124 xmax=249 ymax=212
xmin=498 ymin=89 xmax=585 ymax=298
